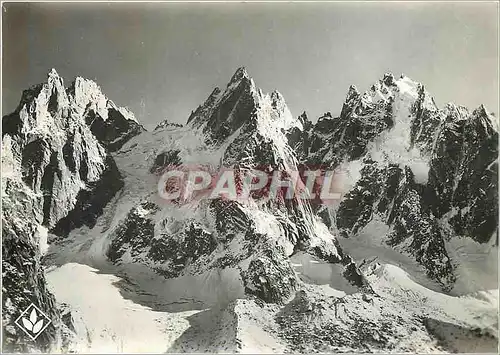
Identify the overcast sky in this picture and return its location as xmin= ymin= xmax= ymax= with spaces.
xmin=2 ymin=2 xmax=498 ymax=129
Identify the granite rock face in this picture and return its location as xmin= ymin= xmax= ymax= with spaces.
xmin=290 ymin=74 xmax=498 ymax=291
xmin=106 ymin=68 xmax=365 ymax=307
xmin=2 ymin=68 xmax=497 ymax=352
xmin=1 ymin=69 xmax=142 ymax=351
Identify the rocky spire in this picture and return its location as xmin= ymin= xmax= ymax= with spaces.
xmin=382 ymin=72 xmax=396 ymax=86
xmin=186 ymin=66 xmax=259 ymax=144
xmin=228 ymin=66 xmax=250 ymax=86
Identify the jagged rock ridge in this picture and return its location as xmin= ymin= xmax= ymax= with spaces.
xmin=1 ymin=67 xmax=497 ymax=353
xmin=290 ymin=73 xmax=498 ymax=292
xmin=105 ymin=67 xmax=369 ymax=306
xmin=1 ymin=69 xmax=143 ymax=352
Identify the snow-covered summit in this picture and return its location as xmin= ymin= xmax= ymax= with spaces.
xmin=290 ymin=72 xmax=498 ymax=294
xmin=187 ymin=67 xmax=302 ymax=148
xmin=2 ymin=68 xmax=497 ymax=353
xmin=1 ymin=69 xmax=146 ymax=351
xmin=227 ymin=66 xmax=250 ymax=86
xmin=104 ymin=67 xmax=353 ymax=300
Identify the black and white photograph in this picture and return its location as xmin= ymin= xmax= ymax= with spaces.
xmin=1 ymin=1 xmax=499 ymax=353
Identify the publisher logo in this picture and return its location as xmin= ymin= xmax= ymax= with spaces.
xmin=14 ymin=303 xmax=51 ymax=340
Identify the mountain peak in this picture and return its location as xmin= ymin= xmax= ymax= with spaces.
xmin=382 ymin=72 xmax=395 ymax=86
xmin=228 ymin=66 xmax=250 ymax=86
xmin=346 ymin=85 xmax=360 ymax=101
xmin=3 ymin=66 xmax=498 ymax=353
xmin=472 ymin=104 xmax=498 ymax=132
xmin=478 ymin=103 xmax=489 ymax=115
xmin=270 ymin=90 xmax=285 ymax=104
xmin=67 ymin=76 xmax=111 ymax=119
xmin=187 ymin=66 xmax=258 ymax=142
xmin=46 ymin=67 xmax=65 ymax=88
xmin=48 ymin=67 xmax=60 ymax=77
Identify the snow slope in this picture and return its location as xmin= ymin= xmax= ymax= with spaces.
xmin=3 ymin=68 xmax=496 ymax=353
xmin=46 ymin=263 xmax=199 ymax=353
xmin=43 ymin=69 xmax=497 ymax=353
